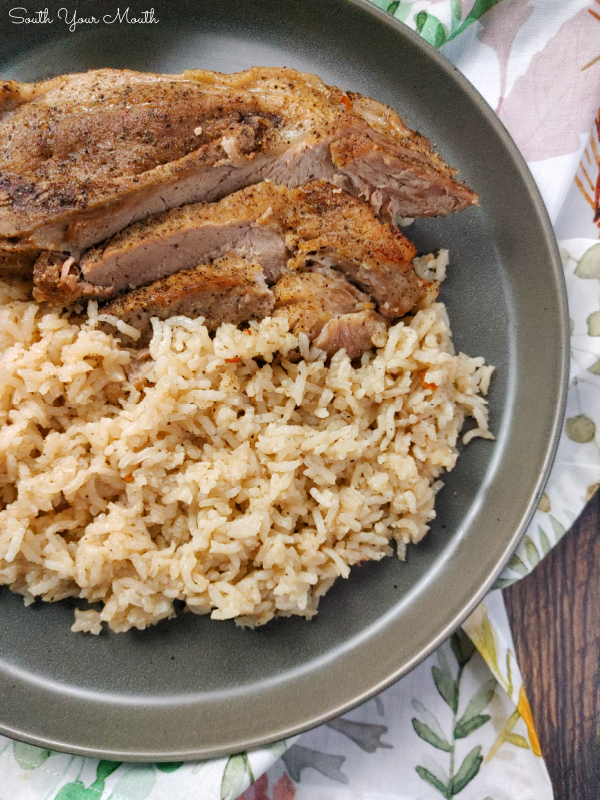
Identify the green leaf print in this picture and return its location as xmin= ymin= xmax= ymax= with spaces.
xmin=54 ymin=760 xmax=123 ymax=800
xmin=565 ymin=414 xmax=596 ymax=443
xmin=586 ymin=311 xmax=600 ymax=337
xmin=432 ymin=665 xmax=458 ymax=713
xmin=221 ymin=753 xmax=254 ymax=800
xmin=415 ymin=12 xmax=448 ymax=48
xmin=155 ymin=762 xmax=184 ymax=773
xmin=505 ymin=552 xmax=529 ymax=576
xmin=13 ymin=741 xmax=52 ymax=769
xmin=450 ymin=0 xmax=462 ymax=31
xmin=524 ymin=536 xmax=540 ymax=569
xmin=107 ymin=764 xmax=157 ymax=800
xmin=454 ymin=713 xmax=491 ymax=739
xmin=549 ymin=515 xmax=566 ymax=541
xmin=412 ymin=698 xmax=449 ymax=743
xmin=386 ymin=2 xmax=413 ymax=23
xmin=415 ymin=765 xmax=449 ymax=796
xmin=96 ymin=761 xmax=122 ymax=782
xmin=414 ymin=644 xmax=492 ymax=797
xmin=261 ymin=741 xmax=287 ymax=760
xmin=451 ymin=746 xmax=483 ymax=794
xmin=491 ymin=576 xmax=517 ymax=590
xmin=54 ymin=782 xmax=93 ymax=800
xmin=575 ymin=243 xmax=600 ymax=278
xmin=450 ymin=630 xmax=475 ymax=668
xmin=412 ymin=718 xmax=452 ymax=752
xmin=538 ymin=526 xmax=552 ymax=556
xmin=449 ymin=0 xmax=504 ymax=40
xmin=457 ymin=678 xmax=496 ymax=726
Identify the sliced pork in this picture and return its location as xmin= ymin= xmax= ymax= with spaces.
xmin=100 ymin=254 xmax=274 ymax=346
xmin=38 ymin=181 xmax=427 ymax=320
xmin=78 ymin=182 xmax=289 ymax=293
xmin=273 ymin=268 xmax=387 ymax=359
xmin=288 ymin=232 xmax=427 ymax=319
xmin=284 ymin=182 xmax=425 ymax=319
xmin=0 ymin=67 xmax=477 ymax=261
xmin=0 ymin=243 xmax=40 ymax=277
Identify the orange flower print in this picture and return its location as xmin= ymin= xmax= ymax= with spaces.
xmin=517 ymin=685 xmax=542 ymax=757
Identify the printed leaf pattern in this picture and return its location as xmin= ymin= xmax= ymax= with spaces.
xmin=454 ymin=714 xmax=491 ymax=739
xmin=327 ymin=718 xmax=392 ymax=752
xmin=413 ymin=636 xmax=494 ymax=796
xmin=575 ymin=243 xmax=600 ymax=278
xmin=524 ymin=536 xmax=541 ymax=569
xmin=53 ymin=760 xmax=125 ymax=800
xmin=451 ymin=0 xmax=504 ymax=40
xmin=221 ymin=754 xmax=255 ymax=800
xmin=451 ymin=746 xmax=483 ymax=794
xmin=281 ymin=745 xmax=348 ymax=784
xmin=156 ymin=762 xmax=184 ymax=773
xmin=538 ymin=526 xmax=552 ymax=556
xmin=450 ymin=630 xmax=475 ymax=667
xmin=480 ymin=613 xmax=499 ymax=674
xmin=586 ymin=312 xmax=600 ymax=337
xmin=415 ymin=765 xmax=449 ymax=796
xmin=12 ymin=742 xmax=52 ymax=770
xmin=550 ymin=515 xmax=567 ymax=540
xmin=566 ymin=414 xmax=596 ymax=442
xmin=54 ymin=783 xmax=95 ymax=800
xmin=498 ymin=8 xmax=600 ymax=160
xmin=379 ymin=0 xmax=510 ymax=48
xmin=96 ymin=761 xmax=122 ymax=782
xmin=413 ymin=718 xmax=452 ymax=751
xmin=505 ymin=552 xmax=529 ymax=577
xmin=477 ymin=0 xmax=535 ymax=114
xmin=106 ymin=764 xmax=156 ymax=800
xmin=455 ymin=679 xmax=496 ymax=729
xmin=415 ymin=11 xmax=448 ymax=48
xmin=490 ymin=576 xmax=518 ymax=590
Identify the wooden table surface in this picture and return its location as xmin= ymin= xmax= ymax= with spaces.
xmin=504 ymin=493 xmax=599 ymax=800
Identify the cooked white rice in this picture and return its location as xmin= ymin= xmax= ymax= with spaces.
xmin=0 ymin=268 xmax=493 ymax=634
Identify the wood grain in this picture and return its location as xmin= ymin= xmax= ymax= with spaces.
xmin=504 ymin=493 xmax=599 ymax=800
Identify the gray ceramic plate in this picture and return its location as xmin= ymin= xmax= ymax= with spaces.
xmin=0 ymin=0 xmax=567 ymax=761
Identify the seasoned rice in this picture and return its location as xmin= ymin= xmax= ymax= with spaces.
xmin=0 ymin=268 xmax=493 ymax=634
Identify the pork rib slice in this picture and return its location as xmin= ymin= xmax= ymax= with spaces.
xmin=0 ymin=67 xmax=478 ymax=265
xmin=78 ymin=182 xmax=289 ymax=292
xmin=283 ymin=181 xmax=425 ymax=319
xmin=0 ymin=242 xmax=41 ymax=277
xmin=273 ymin=267 xmax=387 ymax=359
xmin=100 ymin=254 xmax=274 ymax=346
xmin=56 ymin=180 xmax=427 ymax=321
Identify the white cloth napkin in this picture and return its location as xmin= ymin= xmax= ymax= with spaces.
xmin=1 ymin=2 xmax=599 ymax=799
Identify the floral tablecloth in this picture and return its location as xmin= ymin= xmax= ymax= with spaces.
xmin=1 ymin=2 xmax=599 ymax=799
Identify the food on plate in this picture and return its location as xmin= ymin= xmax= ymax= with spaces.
xmin=272 ymin=267 xmax=387 ymax=360
xmin=33 ymin=180 xmax=427 ymax=327
xmin=0 ymin=66 xmax=491 ymax=633
xmin=100 ymin=254 xmax=275 ymax=347
xmin=0 ymin=276 xmax=492 ymax=633
xmin=0 ymin=66 xmax=477 ymax=273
